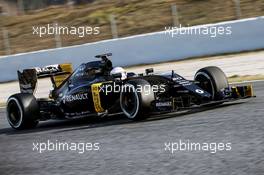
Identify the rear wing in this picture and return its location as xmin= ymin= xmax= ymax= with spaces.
xmin=18 ymin=63 xmax=73 ymax=94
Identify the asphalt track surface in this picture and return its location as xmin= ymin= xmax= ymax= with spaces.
xmin=0 ymin=81 xmax=263 ymax=175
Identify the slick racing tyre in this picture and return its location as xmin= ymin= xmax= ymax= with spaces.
xmin=6 ymin=93 xmax=40 ymax=130
xmin=120 ymin=79 xmax=154 ymax=120
xmin=194 ymin=66 xmax=229 ymax=100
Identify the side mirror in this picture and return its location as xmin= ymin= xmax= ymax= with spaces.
xmin=145 ymin=68 xmax=154 ymax=75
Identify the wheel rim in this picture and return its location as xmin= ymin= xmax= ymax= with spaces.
xmin=120 ymin=84 xmax=139 ymax=119
xmin=195 ymin=72 xmax=215 ymax=99
xmin=7 ymin=98 xmax=23 ymax=128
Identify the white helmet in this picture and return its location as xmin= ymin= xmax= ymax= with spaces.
xmin=110 ymin=67 xmax=127 ymax=80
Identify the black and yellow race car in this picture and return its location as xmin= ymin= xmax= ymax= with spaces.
xmin=6 ymin=53 xmax=255 ymax=129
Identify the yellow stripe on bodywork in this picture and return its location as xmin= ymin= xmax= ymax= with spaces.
xmin=60 ymin=63 xmax=73 ymax=73
xmin=54 ymin=75 xmax=68 ymax=87
xmin=54 ymin=63 xmax=73 ymax=87
xmin=91 ymin=83 xmax=104 ymax=113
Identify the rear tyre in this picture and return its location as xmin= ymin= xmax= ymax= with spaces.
xmin=6 ymin=93 xmax=40 ymax=130
xmin=194 ymin=66 xmax=229 ymax=100
xmin=120 ymin=79 xmax=154 ymax=120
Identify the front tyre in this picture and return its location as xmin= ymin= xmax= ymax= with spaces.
xmin=6 ymin=93 xmax=40 ymax=130
xmin=194 ymin=66 xmax=229 ymax=100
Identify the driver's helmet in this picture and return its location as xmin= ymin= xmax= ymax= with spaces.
xmin=110 ymin=67 xmax=127 ymax=80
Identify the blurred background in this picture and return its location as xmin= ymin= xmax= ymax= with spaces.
xmin=0 ymin=0 xmax=263 ymax=56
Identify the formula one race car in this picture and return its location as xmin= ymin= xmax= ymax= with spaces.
xmin=6 ymin=53 xmax=255 ymax=129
